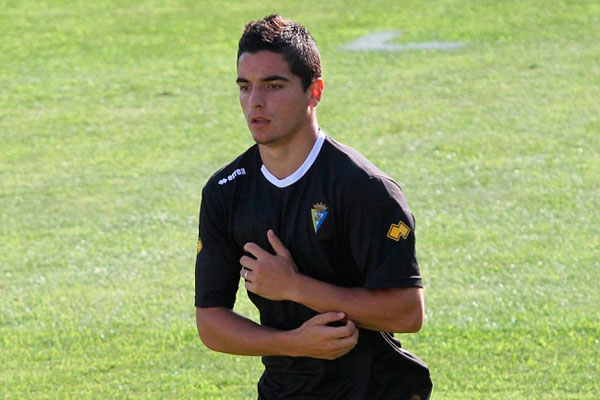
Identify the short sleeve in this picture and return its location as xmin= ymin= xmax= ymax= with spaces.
xmin=345 ymin=176 xmax=422 ymax=290
xmin=194 ymin=183 xmax=242 ymax=309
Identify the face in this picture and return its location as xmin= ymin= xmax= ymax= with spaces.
xmin=236 ymin=51 xmax=322 ymax=147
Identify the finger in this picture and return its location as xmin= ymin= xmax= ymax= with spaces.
xmin=337 ymin=328 xmax=359 ymax=348
xmin=340 ymin=319 xmax=356 ymax=335
xmin=243 ymin=242 xmax=271 ymax=259
xmin=239 ymin=255 xmax=258 ymax=270
xmin=334 ymin=320 xmax=357 ymax=338
xmin=239 ymin=267 xmax=252 ymax=281
xmin=267 ymin=229 xmax=290 ymax=257
xmin=350 ymin=325 xmax=359 ymax=342
xmin=328 ymin=331 xmax=359 ymax=359
xmin=345 ymin=319 xmax=356 ymax=331
xmin=308 ymin=312 xmax=345 ymax=326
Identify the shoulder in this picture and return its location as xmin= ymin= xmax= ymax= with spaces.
xmin=322 ymin=136 xmax=407 ymax=204
xmin=323 ymin=136 xmax=392 ymax=182
xmin=202 ymin=144 xmax=258 ymax=198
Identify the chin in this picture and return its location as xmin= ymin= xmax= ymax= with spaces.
xmin=250 ymin=130 xmax=278 ymax=145
xmin=253 ymin=136 xmax=279 ymax=146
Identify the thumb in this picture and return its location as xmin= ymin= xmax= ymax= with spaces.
xmin=267 ymin=229 xmax=290 ymax=256
xmin=308 ymin=312 xmax=346 ymax=326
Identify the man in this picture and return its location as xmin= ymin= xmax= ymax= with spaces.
xmin=195 ymin=14 xmax=432 ymax=399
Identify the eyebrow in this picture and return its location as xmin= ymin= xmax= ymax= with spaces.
xmin=236 ymin=75 xmax=291 ymax=84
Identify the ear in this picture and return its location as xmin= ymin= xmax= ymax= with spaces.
xmin=308 ymin=78 xmax=324 ymax=107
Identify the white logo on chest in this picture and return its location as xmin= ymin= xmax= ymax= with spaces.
xmin=218 ymin=168 xmax=246 ymax=185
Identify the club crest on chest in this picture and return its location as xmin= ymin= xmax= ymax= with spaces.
xmin=311 ymin=202 xmax=328 ymax=233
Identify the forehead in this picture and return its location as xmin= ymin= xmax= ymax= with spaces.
xmin=237 ymin=51 xmax=295 ymax=80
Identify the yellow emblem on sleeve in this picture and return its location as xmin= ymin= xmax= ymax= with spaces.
xmin=197 ymin=239 xmax=203 ymax=254
xmin=387 ymin=221 xmax=410 ymax=241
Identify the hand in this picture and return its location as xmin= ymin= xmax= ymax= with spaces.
xmin=240 ymin=230 xmax=299 ymax=301
xmin=290 ymin=312 xmax=359 ymax=360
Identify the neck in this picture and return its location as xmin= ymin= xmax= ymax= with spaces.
xmin=258 ymin=120 xmax=320 ymax=180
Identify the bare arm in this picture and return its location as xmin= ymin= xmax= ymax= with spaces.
xmin=288 ymin=279 xmax=424 ymax=333
xmin=241 ymin=230 xmax=425 ymax=333
xmin=196 ymin=307 xmax=359 ymax=360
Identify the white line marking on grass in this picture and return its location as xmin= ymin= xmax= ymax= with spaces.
xmin=341 ymin=31 xmax=466 ymax=51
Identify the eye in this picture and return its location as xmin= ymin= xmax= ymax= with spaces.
xmin=267 ymin=83 xmax=283 ymax=90
xmin=238 ymin=85 xmax=251 ymax=93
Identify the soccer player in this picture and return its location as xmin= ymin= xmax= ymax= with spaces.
xmin=195 ymin=14 xmax=432 ymax=399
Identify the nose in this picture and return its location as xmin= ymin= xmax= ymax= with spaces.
xmin=249 ymin=86 xmax=265 ymax=108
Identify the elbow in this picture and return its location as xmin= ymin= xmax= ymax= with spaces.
xmin=406 ymin=288 xmax=425 ymax=333
xmin=405 ymin=298 xmax=425 ymax=333
xmin=388 ymin=288 xmax=425 ymax=333
xmin=405 ymin=310 xmax=424 ymax=333
xmin=196 ymin=319 xmax=212 ymax=348
xmin=199 ymin=335 xmax=221 ymax=352
xmin=195 ymin=308 xmax=222 ymax=351
xmin=196 ymin=325 xmax=216 ymax=350
xmin=197 ymin=327 xmax=224 ymax=353
xmin=389 ymin=310 xmax=423 ymax=333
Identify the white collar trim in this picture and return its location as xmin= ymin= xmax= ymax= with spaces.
xmin=260 ymin=130 xmax=326 ymax=188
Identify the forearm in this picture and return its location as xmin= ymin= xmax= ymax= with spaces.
xmin=195 ymin=307 xmax=292 ymax=356
xmin=196 ymin=306 xmax=360 ymax=360
xmin=288 ymin=275 xmax=424 ymax=333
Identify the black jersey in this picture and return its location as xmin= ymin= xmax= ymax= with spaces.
xmin=195 ymin=132 xmax=432 ymax=399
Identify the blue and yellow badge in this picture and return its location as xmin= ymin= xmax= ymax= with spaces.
xmin=311 ymin=202 xmax=328 ymax=233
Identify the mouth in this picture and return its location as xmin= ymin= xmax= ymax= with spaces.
xmin=249 ymin=115 xmax=271 ymax=126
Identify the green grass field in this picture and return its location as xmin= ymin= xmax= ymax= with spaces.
xmin=1 ymin=0 xmax=599 ymax=398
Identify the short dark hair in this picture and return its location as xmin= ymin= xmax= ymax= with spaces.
xmin=237 ymin=14 xmax=322 ymax=91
